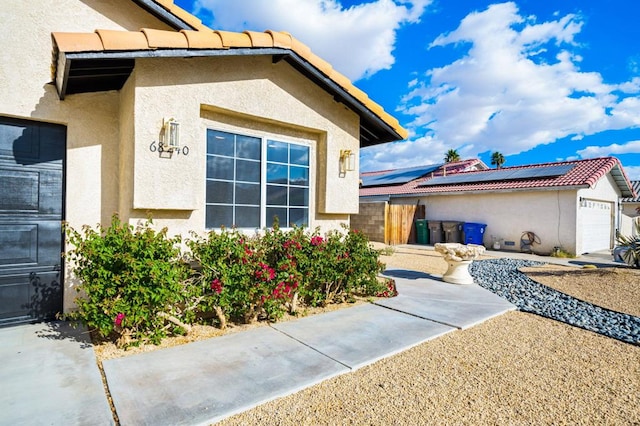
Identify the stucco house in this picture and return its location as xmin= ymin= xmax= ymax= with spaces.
xmin=0 ymin=0 xmax=406 ymax=325
xmin=360 ymin=157 xmax=636 ymax=255
xmin=621 ymin=180 xmax=640 ymax=237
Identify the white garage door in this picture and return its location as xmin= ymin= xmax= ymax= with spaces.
xmin=580 ymin=199 xmax=613 ymax=253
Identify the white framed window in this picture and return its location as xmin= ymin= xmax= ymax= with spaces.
xmin=206 ymin=129 xmax=310 ymax=229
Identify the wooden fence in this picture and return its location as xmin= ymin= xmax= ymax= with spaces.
xmin=384 ymin=203 xmax=425 ymax=245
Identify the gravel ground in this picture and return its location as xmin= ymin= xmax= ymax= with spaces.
xmin=218 ymin=246 xmax=640 ymax=425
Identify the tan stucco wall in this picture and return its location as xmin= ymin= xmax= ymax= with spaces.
xmin=123 ymin=56 xmax=360 ymax=236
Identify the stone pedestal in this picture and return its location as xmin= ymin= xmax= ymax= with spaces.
xmin=434 ymin=243 xmax=486 ymax=285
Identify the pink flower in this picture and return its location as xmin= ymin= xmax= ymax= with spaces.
xmin=210 ymin=278 xmax=223 ymax=294
xmin=114 ymin=313 xmax=125 ymax=327
xmin=310 ymin=236 xmax=324 ymax=246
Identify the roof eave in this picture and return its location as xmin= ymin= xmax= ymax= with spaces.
xmin=56 ymin=48 xmax=404 ymax=145
xmin=379 ymin=185 xmax=592 ymax=198
xmin=610 ymin=164 xmax=636 ymax=198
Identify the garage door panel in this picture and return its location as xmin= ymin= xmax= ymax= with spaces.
xmin=0 ymin=224 xmax=38 ymax=266
xmin=0 ymin=120 xmax=37 ymax=160
xmin=0 ymin=169 xmax=39 ymax=212
xmin=0 ymin=168 xmax=62 ymax=215
xmin=0 ymin=271 xmax=62 ymax=325
xmin=0 ymin=221 xmax=61 ymax=267
xmin=581 ymin=200 xmax=612 ymax=253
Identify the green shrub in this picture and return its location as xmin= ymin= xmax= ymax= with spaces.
xmin=65 ymin=216 xmax=391 ymax=347
xmin=64 ymin=215 xmax=189 ymax=347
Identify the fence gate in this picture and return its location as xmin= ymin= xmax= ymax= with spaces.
xmin=385 ymin=204 xmax=425 ymax=245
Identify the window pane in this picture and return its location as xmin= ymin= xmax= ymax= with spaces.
xmin=289 ymin=208 xmax=308 ymax=227
xmin=267 ymin=207 xmax=287 ymax=228
xmin=235 ymin=182 xmax=260 ymax=205
xmin=267 ymin=185 xmax=287 ymax=206
xmin=289 ymin=166 xmax=309 ymax=186
xmin=206 ymin=205 xmax=233 ymax=229
xmin=207 ymin=130 xmax=234 ymax=156
xmin=207 ymin=156 xmax=234 ymax=180
xmin=207 ymin=180 xmax=233 ymax=204
xmin=267 ymin=163 xmax=288 ymax=184
xmin=235 ymin=206 xmax=260 ymax=228
xmin=267 ymin=140 xmax=288 ymax=163
xmin=236 ymin=135 xmax=261 ymax=160
xmin=289 ymin=187 xmax=308 ymax=206
xmin=236 ymin=159 xmax=260 ymax=182
xmin=290 ymin=144 xmax=309 ymax=166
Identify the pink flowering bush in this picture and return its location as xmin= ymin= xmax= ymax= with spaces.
xmin=188 ymin=223 xmax=388 ymax=325
xmin=66 ymin=216 xmax=390 ymax=347
xmin=64 ymin=215 xmax=190 ymax=347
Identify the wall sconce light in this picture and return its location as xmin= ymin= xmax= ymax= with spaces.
xmin=161 ymin=118 xmax=180 ymax=151
xmin=339 ymin=149 xmax=356 ymax=174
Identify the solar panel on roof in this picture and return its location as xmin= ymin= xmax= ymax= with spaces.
xmin=420 ymin=164 xmax=575 ymax=187
xmin=361 ymin=164 xmax=442 ymax=187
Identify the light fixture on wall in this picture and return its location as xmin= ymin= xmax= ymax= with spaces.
xmin=339 ymin=149 xmax=356 ymax=174
xmin=161 ymin=118 xmax=180 ymax=151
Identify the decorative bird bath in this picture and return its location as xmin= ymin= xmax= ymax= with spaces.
xmin=434 ymin=243 xmax=486 ymax=285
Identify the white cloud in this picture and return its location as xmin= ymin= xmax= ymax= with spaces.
xmin=623 ymin=166 xmax=640 ymax=180
xmin=385 ymin=2 xmax=640 ymax=171
xmin=192 ymin=0 xmax=432 ymax=80
xmin=576 ymin=140 xmax=640 ymax=158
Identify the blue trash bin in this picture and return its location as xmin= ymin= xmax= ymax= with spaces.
xmin=463 ymin=222 xmax=487 ymax=245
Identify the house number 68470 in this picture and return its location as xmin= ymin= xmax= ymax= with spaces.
xmin=149 ymin=141 xmax=189 ymax=156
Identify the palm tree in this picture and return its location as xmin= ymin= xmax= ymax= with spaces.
xmin=444 ymin=149 xmax=460 ymax=163
xmin=491 ymin=151 xmax=506 ymax=169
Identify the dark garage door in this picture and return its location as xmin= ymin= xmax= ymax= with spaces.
xmin=0 ymin=117 xmax=65 ymax=326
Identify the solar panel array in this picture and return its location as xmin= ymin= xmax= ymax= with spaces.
xmin=419 ymin=164 xmax=575 ymax=187
xmin=361 ymin=164 xmax=442 ymax=187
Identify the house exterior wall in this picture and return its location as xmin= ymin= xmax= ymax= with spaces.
xmin=2 ymin=1 xmax=363 ymax=312
xmin=392 ymin=191 xmax=579 ymax=254
xmin=125 ymin=55 xmax=359 ymax=235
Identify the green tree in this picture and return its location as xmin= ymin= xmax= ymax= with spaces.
xmin=444 ymin=149 xmax=460 ymax=163
xmin=491 ymin=151 xmax=506 ymax=169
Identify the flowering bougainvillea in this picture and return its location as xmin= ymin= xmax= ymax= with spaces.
xmin=66 ymin=216 xmax=391 ymax=347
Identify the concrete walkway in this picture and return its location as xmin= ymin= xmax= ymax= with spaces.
xmin=2 ymin=270 xmax=517 ymax=425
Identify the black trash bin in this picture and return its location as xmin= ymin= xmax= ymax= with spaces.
xmin=415 ymin=219 xmax=428 ymax=244
xmin=442 ymin=221 xmax=463 ymax=243
xmin=427 ymin=220 xmax=443 ymax=244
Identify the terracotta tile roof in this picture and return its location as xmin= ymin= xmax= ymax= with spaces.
xmin=622 ymin=181 xmax=640 ymax=202
xmin=51 ymin=12 xmax=407 ymax=144
xmin=360 ymin=157 xmax=636 ymax=198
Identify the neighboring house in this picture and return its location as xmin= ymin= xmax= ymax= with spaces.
xmin=621 ymin=180 xmax=640 ymax=237
xmin=359 ymin=157 xmax=636 ymax=255
xmin=352 ymin=160 xmax=488 ymax=244
xmin=0 ymin=0 xmax=406 ymax=325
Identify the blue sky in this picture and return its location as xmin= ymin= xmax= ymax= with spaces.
xmin=175 ymin=0 xmax=640 ymax=179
